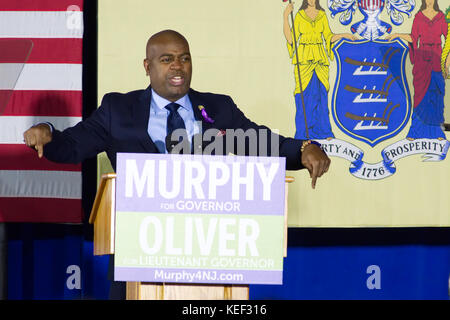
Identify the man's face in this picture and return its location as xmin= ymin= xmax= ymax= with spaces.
xmin=144 ymin=35 xmax=192 ymax=102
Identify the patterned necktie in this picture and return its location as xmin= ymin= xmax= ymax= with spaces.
xmin=165 ymin=102 xmax=186 ymax=137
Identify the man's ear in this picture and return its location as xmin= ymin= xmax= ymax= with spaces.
xmin=143 ymin=58 xmax=150 ymax=76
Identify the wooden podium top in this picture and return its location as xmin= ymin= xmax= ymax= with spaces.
xmin=89 ymin=173 xmax=116 ymax=255
xmin=89 ymin=173 xmax=116 ymax=225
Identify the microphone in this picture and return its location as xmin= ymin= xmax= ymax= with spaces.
xmin=192 ymin=130 xmax=227 ymax=156
xmin=165 ymin=130 xmax=190 ymax=154
xmin=191 ymin=133 xmax=204 ymax=154
xmin=165 ymin=133 xmax=176 ymax=153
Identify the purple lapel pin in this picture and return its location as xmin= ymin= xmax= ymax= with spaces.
xmin=198 ymin=105 xmax=214 ymax=123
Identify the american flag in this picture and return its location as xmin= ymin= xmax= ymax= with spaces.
xmin=0 ymin=0 xmax=84 ymax=222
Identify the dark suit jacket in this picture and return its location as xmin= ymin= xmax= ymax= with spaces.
xmin=44 ymin=86 xmax=305 ymax=171
xmin=44 ymin=86 xmax=306 ymax=299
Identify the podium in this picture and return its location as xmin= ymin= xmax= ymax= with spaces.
xmin=89 ymin=173 xmax=294 ymax=300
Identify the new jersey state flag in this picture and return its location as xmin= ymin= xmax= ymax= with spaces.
xmin=0 ymin=0 xmax=84 ymax=222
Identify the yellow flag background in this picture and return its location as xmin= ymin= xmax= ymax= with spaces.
xmin=97 ymin=0 xmax=450 ymax=227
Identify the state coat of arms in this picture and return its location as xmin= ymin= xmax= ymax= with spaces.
xmin=282 ymin=0 xmax=450 ymax=180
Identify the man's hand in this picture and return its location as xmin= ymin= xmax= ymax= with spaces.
xmin=301 ymin=144 xmax=331 ymax=189
xmin=23 ymin=123 xmax=53 ymax=158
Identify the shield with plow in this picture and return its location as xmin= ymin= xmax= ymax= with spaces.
xmin=331 ymin=39 xmax=411 ymax=147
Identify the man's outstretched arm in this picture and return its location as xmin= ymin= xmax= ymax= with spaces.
xmin=226 ymin=95 xmax=331 ymax=189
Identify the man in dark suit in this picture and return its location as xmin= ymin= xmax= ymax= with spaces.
xmin=24 ymin=29 xmax=330 ymax=185
xmin=24 ymin=29 xmax=330 ymax=298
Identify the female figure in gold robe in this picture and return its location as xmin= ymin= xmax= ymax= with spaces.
xmin=283 ymin=0 xmax=354 ymax=139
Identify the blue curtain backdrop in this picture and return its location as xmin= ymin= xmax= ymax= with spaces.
xmin=250 ymin=228 xmax=450 ymax=300
xmin=7 ymin=224 xmax=109 ymax=300
xmin=5 ymin=226 xmax=450 ymax=299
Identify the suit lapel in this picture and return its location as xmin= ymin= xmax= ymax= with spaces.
xmin=189 ymin=89 xmax=226 ymax=155
xmin=133 ymin=86 xmax=160 ymax=153
xmin=189 ymin=89 xmax=214 ymax=134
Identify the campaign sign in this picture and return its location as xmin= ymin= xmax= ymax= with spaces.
xmin=114 ymin=153 xmax=286 ymax=285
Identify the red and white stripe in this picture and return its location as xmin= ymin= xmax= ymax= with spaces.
xmin=0 ymin=0 xmax=84 ymax=223
xmin=358 ymin=0 xmax=384 ymax=11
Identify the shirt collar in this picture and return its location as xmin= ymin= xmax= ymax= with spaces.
xmin=151 ymin=88 xmax=190 ymax=112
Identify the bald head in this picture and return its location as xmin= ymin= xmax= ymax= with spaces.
xmin=143 ymin=30 xmax=192 ymax=102
xmin=146 ymin=30 xmax=189 ymax=59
